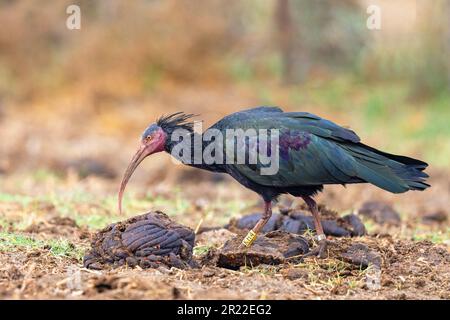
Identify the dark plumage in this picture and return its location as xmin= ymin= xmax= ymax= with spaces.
xmin=156 ymin=112 xmax=196 ymax=134
xmin=119 ymin=106 xmax=430 ymax=257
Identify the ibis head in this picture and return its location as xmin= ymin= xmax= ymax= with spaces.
xmin=118 ymin=124 xmax=167 ymax=215
xmin=118 ymin=112 xmax=196 ymax=214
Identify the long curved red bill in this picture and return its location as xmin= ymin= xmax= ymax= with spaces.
xmin=118 ymin=146 xmax=147 ymax=215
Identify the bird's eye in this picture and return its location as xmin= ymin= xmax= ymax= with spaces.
xmin=146 ymin=135 xmax=153 ymax=141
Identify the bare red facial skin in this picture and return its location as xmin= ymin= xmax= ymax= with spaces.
xmin=118 ymin=128 xmax=167 ymax=214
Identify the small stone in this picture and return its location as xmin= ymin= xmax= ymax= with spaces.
xmin=126 ymin=256 xmax=138 ymax=267
xmin=202 ymin=269 xmax=216 ymax=277
xmin=87 ymin=262 xmax=103 ymax=270
xmin=283 ymin=268 xmax=307 ymax=280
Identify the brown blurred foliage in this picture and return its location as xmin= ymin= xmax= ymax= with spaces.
xmin=0 ymin=0 xmax=448 ymax=101
xmin=0 ymin=1 xmax=249 ymax=99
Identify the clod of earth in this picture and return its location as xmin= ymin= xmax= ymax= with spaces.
xmin=340 ymin=243 xmax=382 ymax=268
xmin=83 ymin=211 xmax=196 ymax=270
xmin=359 ymin=201 xmax=401 ymax=226
xmin=216 ymin=231 xmax=310 ymax=270
xmin=227 ymin=206 xmax=366 ymax=237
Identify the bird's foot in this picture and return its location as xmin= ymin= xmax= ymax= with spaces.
xmin=303 ymin=236 xmax=328 ymax=259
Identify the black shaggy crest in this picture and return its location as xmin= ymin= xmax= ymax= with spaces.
xmin=157 ymin=112 xmax=197 ymax=133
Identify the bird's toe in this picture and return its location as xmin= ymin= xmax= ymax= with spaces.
xmin=317 ymin=240 xmax=328 ymax=259
xmin=303 ymin=239 xmax=329 ymax=259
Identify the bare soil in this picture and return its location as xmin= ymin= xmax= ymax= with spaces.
xmin=1 ymin=175 xmax=449 ymax=300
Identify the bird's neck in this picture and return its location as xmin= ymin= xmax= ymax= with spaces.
xmin=164 ymin=131 xmax=225 ymax=172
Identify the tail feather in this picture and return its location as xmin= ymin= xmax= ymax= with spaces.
xmin=355 ymin=143 xmax=428 ymax=170
xmin=342 ymin=143 xmax=430 ymax=193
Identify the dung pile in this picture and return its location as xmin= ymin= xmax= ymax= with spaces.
xmin=216 ymin=231 xmax=309 ymax=269
xmin=83 ymin=205 xmax=372 ymax=271
xmin=83 ymin=211 xmax=196 ymax=270
xmin=228 ymin=206 xmax=366 ymax=237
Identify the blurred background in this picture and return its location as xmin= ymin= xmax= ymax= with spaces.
xmin=0 ymin=0 xmax=448 ymax=224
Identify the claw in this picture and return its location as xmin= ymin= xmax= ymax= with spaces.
xmin=303 ymin=239 xmax=328 ymax=259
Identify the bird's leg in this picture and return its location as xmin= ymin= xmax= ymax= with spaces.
xmin=241 ymin=201 xmax=272 ymax=248
xmin=301 ymin=196 xmax=328 ymax=258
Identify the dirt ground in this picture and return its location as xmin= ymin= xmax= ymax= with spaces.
xmin=0 ymin=169 xmax=448 ymax=300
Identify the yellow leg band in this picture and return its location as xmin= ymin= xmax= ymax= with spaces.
xmin=242 ymin=230 xmax=257 ymax=247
